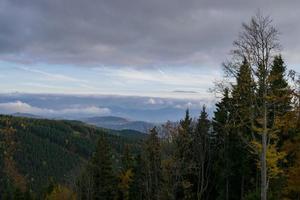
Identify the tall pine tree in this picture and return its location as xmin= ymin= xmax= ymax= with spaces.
xmin=174 ymin=110 xmax=194 ymax=200
xmin=93 ymin=135 xmax=116 ymax=199
xmin=144 ymin=127 xmax=162 ymax=200
xmin=192 ymin=106 xmax=214 ymax=200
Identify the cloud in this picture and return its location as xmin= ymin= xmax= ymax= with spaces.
xmin=0 ymin=0 xmax=300 ymax=69
xmin=96 ymin=67 xmax=220 ymax=88
xmin=172 ymin=90 xmax=198 ymax=94
xmin=0 ymin=101 xmax=110 ymax=116
xmin=145 ymin=98 xmax=165 ymax=105
xmin=175 ymin=102 xmax=193 ymax=109
xmin=18 ymin=66 xmax=88 ymax=83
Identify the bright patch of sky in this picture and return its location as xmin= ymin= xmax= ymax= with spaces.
xmin=0 ymin=61 xmax=221 ymax=100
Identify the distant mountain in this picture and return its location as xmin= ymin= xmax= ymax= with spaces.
xmin=12 ymin=112 xmax=42 ymax=118
xmin=81 ymin=116 xmax=155 ymax=133
xmin=85 ymin=116 xmax=130 ymax=124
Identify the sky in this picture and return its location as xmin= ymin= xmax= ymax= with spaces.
xmin=1 ymin=0 xmax=300 ymax=100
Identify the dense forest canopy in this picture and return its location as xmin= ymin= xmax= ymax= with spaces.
xmin=0 ymin=115 xmax=145 ymax=199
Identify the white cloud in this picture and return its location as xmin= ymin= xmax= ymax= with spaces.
xmin=0 ymin=101 xmax=110 ymax=116
xmin=145 ymin=98 xmax=165 ymax=105
xmin=93 ymin=66 xmax=221 ymax=91
xmin=174 ymin=102 xmax=193 ymax=109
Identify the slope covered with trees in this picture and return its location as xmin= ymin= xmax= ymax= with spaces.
xmin=0 ymin=115 xmax=145 ymax=199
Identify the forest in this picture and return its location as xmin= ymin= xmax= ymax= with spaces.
xmin=0 ymin=14 xmax=300 ymax=200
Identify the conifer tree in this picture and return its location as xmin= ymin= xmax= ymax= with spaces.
xmin=174 ymin=110 xmax=194 ymax=200
xmin=213 ymin=89 xmax=233 ymax=200
xmin=269 ymin=55 xmax=292 ymax=143
xmin=231 ymin=58 xmax=255 ymax=131
xmin=144 ymin=127 xmax=163 ymax=200
xmin=269 ymin=55 xmax=291 ymax=115
xmin=231 ymin=59 xmax=259 ymax=199
xmin=193 ymin=106 xmax=213 ymax=200
xmin=281 ymin=75 xmax=300 ymax=199
xmin=213 ymin=88 xmax=231 ymax=139
xmin=90 ymin=134 xmax=116 ymax=200
xmin=129 ymin=153 xmax=147 ymax=200
xmin=117 ymin=145 xmax=134 ymax=200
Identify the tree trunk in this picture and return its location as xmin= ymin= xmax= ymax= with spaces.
xmin=261 ymin=101 xmax=268 ymax=200
xmin=241 ymin=175 xmax=244 ymax=200
xmin=226 ymin=177 xmax=229 ymax=200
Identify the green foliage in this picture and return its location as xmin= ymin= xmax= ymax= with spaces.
xmin=143 ymin=127 xmax=163 ymax=200
xmin=0 ymin=115 xmax=144 ymax=198
xmin=90 ymin=135 xmax=117 ymax=199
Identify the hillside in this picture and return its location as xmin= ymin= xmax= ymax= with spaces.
xmin=0 ymin=115 xmax=146 ymax=196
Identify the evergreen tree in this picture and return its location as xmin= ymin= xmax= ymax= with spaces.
xmin=174 ymin=110 xmax=194 ymax=200
xmin=231 ymin=60 xmax=258 ymax=199
xmin=280 ymin=74 xmax=300 ymax=199
xmin=121 ymin=145 xmax=134 ymax=171
xmin=269 ymin=55 xmax=291 ymax=115
xmin=231 ymin=58 xmax=255 ymax=131
xmin=90 ymin=134 xmax=116 ymax=200
xmin=266 ymin=55 xmax=293 ymax=197
xmin=117 ymin=145 xmax=134 ymax=200
xmin=213 ymin=88 xmax=231 ymax=138
xmin=143 ymin=127 xmax=162 ymax=200
xmin=192 ymin=106 xmax=213 ymax=200
xmin=269 ymin=55 xmax=292 ymax=143
xmin=213 ymin=89 xmax=232 ymax=200
xmin=129 ymin=153 xmax=147 ymax=200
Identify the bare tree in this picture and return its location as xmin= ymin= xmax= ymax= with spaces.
xmin=227 ymin=12 xmax=280 ymax=200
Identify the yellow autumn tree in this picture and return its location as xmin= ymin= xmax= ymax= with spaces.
xmin=277 ymin=74 xmax=300 ymax=199
xmin=45 ymin=185 xmax=76 ymax=200
xmin=118 ymin=169 xmax=134 ymax=200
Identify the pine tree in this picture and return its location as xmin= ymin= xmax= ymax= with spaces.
xmin=231 ymin=60 xmax=258 ymax=199
xmin=213 ymin=88 xmax=231 ymax=138
xmin=213 ymin=89 xmax=232 ymax=200
xmin=269 ymin=55 xmax=291 ymax=115
xmin=231 ymin=58 xmax=255 ymax=131
xmin=121 ymin=145 xmax=134 ymax=171
xmin=174 ymin=110 xmax=194 ymax=200
xmin=117 ymin=145 xmax=134 ymax=200
xmin=213 ymin=81 xmax=257 ymax=200
xmin=129 ymin=153 xmax=147 ymax=200
xmin=281 ymin=75 xmax=300 ymax=199
xmin=193 ymin=106 xmax=213 ymax=200
xmin=269 ymin=55 xmax=292 ymax=144
xmin=90 ymin=134 xmax=116 ymax=200
xmin=143 ymin=127 xmax=162 ymax=200
xmin=266 ymin=55 xmax=293 ymax=197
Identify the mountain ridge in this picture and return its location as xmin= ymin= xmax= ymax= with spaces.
xmin=81 ymin=115 xmax=155 ymax=133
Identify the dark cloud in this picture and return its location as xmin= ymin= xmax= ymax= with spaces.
xmin=172 ymin=90 xmax=198 ymax=94
xmin=1 ymin=0 xmax=300 ymax=68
